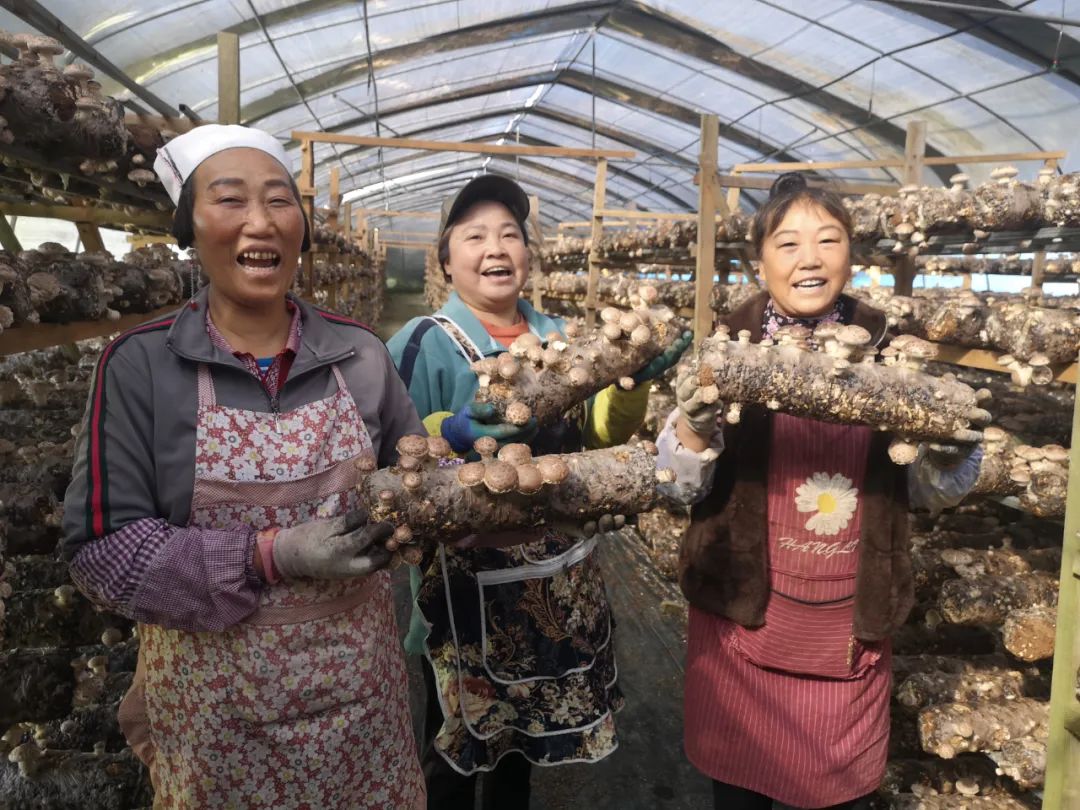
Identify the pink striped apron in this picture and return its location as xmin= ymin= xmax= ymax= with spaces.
xmin=684 ymin=414 xmax=891 ymax=808
xmin=118 ymin=363 xmax=424 ymax=809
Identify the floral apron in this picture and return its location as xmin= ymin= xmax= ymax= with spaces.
xmin=418 ymin=317 xmax=620 ymax=775
xmin=118 ymin=363 xmax=424 ymax=809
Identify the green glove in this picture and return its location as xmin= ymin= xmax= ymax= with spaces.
xmin=631 ymin=330 xmax=694 ymax=385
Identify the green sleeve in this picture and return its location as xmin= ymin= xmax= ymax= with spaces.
xmin=583 ymin=383 xmax=650 ymax=449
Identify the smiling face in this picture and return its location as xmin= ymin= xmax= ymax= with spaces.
xmin=443 ymin=199 xmax=529 ymax=314
xmin=190 ymin=147 xmax=305 ymax=311
xmin=759 ymin=200 xmax=852 ymax=318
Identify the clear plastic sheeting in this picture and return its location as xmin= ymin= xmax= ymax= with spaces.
xmin=0 ymin=0 xmax=1074 ymax=220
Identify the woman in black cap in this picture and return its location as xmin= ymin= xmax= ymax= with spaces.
xmin=387 ymin=174 xmax=690 ymax=808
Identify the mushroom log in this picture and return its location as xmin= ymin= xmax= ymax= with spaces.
xmin=355 ymin=435 xmax=675 ymax=555
xmin=687 ymin=323 xmax=990 ymax=464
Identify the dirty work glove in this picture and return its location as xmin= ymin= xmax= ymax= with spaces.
xmin=552 ymin=513 xmax=626 ymax=539
xmin=925 ymin=440 xmax=979 ymax=469
xmin=631 ymin=330 xmax=694 ymax=385
xmin=273 ymin=511 xmax=394 ymax=580
xmin=440 ymin=401 xmax=539 ymax=454
xmin=675 ymin=367 xmax=722 ymax=436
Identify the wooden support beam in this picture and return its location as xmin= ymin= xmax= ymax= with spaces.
xmin=699 ymin=171 xmax=899 ymax=197
xmin=328 ymin=168 xmax=340 ymax=231
xmin=359 ymin=209 xmax=439 ymax=219
xmin=726 ymin=169 xmax=743 ymax=213
xmin=732 ymin=149 xmax=1067 ymax=173
xmin=585 ymin=159 xmax=608 ymax=329
xmin=342 ymin=202 xmax=352 ymax=241
xmin=695 ymin=114 xmax=720 ymax=346
xmin=217 ymin=32 xmax=241 ymax=125
xmin=291 ymin=131 xmax=634 ymax=160
xmin=300 ymin=140 xmax=315 ymax=297
xmin=528 ymin=195 xmax=544 ymax=312
xmin=1032 ymin=250 xmax=1047 ymax=290
xmin=75 ymin=222 xmax=106 ymax=254
xmin=0 ymin=202 xmax=172 ymax=230
xmin=903 ymin=120 xmax=927 ymax=187
xmin=931 ymin=344 xmax=1076 ymax=384
xmin=893 ymin=254 xmax=916 ymax=297
xmin=0 ymin=214 xmax=21 ymax=253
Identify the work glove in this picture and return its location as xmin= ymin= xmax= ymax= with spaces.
xmin=631 ymin=330 xmax=694 ymax=385
xmin=440 ymin=401 xmax=539 ymax=454
xmin=675 ymin=367 xmax=722 ymax=436
xmin=925 ymin=440 xmax=980 ymax=469
xmin=273 ymin=511 xmax=394 ymax=580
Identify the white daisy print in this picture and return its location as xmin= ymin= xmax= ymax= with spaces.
xmin=794 ymin=472 xmax=858 ymax=536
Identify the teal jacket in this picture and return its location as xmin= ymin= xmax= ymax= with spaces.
xmin=386 ymin=292 xmax=649 ymax=652
xmin=386 ymin=291 xmax=648 ymax=449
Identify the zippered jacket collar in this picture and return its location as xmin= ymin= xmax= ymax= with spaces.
xmin=166 ymin=286 xmax=356 ymax=373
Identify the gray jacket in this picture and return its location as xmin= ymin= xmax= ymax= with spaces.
xmin=62 ymin=287 xmax=423 ymax=557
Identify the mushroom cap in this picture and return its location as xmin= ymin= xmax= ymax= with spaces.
xmin=836 ymin=324 xmax=871 ymax=347
xmin=355 ymin=453 xmax=377 ymax=473
xmin=536 ymin=455 xmax=570 ymax=485
xmin=991 ymin=165 xmax=1020 ymax=179
xmin=629 ymin=324 xmax=652 ymax=347
xmin=483 ymin=460 xmax=518 ymax=494
xmin=515 ymin=464 xmax=543 ymax=494
xmin=602 ymin=322 xmax=623 ymax=341
xmin=426 ymin=435 xmax=452 ymax=459
xmin=1015 ymin=444 xmax=1045 ymax=461
xmin=396 ymin=434 xmax=430 ymax=459
xmin=401 ymin=471 xmax=423 ymax=491
xmin=894 ymin=222 xmax=915 ymax=237
xmin=473 ymin=435 xmax=499 ymax=457
xmin=1027 ymin=352 xmax=1051 ymax=367
xmin=497 ymin=443 xmax=533 ymax=465
xmin=1009 ymin=468 xmax=1032 ymax=484
xmin=949 ymin=173 xmax=969 ymax=185
xmin=600 ymin=306 xmax=626 ymax=326
xmin=457 ymin=462 xmax=486 ymax=487
xmin=568 ymin=365 xmax=590 ymax=387
xmin=812 ymin=322 xmax=840 ymax=340
xmin=397 ymin=454 xmax=421 ymax=472
xmin=903 ymin=338 xmax=938 ymax=360
xmin=504 ymin=400 xmax=533 ymax=426
xmin=983 ymin=426 xmax=1006 ymax=442
xmin=25 ymin=35 xmax=64 ymax=55
xmin=510 ymin=332 xmax=542 ymax=353
xmin=63 ymin=63 xmax=94 ymax=81
xmin=1042 ymin=444 xmax=1069 ymax=463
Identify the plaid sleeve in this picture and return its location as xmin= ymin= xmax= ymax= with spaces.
xmin=69 ymin=517 xmax=261 ymax=632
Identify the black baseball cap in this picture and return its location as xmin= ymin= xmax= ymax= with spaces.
xmin=438 ymin=174 xmax=530 ymax=246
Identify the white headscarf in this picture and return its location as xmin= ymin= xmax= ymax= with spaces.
xmin=153 ymin=124 xmax=291 ymax=205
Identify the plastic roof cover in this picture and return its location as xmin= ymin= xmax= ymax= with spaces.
xmin=0 ymin=0 xmax=1078 ymax=233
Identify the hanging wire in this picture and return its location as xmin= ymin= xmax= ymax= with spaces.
xmin=360 ymin=0 xmax=390 ymax=211
xmin=243 ymin=0 xmax=357 ymax=188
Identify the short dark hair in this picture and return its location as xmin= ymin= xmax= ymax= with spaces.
xmin=750 ymin=173 xmax=852 ymax=255
xmin=170 ymin=174 xmax=312 ymax=252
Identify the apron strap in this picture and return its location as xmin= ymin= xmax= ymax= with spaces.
xmin=330 ymin=363 xmax=348 ymax=393
xmin=197 ymin=363 xmax=216 ymax=409
xmin=430 ymin=315 xmax=485 ymax=364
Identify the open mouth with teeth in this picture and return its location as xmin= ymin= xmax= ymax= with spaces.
xmin=237 ymin=250 xmax=282 ymax=271
xmin=793 ymin=278 xmax=827 ymax=290
xmin=480 ymin=266 xmax=514 ymax=279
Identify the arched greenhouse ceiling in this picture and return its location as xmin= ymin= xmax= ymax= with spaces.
xmin=1 ymin=0 xmax=1078 ymax=235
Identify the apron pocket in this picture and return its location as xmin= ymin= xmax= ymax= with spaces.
xmin=476 ymin=538 xmax=611 ymax=684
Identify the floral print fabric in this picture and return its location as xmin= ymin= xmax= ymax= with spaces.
xmin=137 ymin=363 xmax=424 ymax=808
xmin=419 ymin=532 xmax=622 ymax=774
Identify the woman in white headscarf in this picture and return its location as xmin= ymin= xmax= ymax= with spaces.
xmin=62 ymin=125 xmax=426 ymax=808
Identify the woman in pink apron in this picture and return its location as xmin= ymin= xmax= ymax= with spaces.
xmin=656 ymin=174 xmax=983 ymax=809
xmin=62 ymin=125 xmax=426 ymax=808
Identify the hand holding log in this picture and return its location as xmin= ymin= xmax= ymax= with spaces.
xmin=471 ymin=287 xmax=687 ymax=426
xmin=685 ymin=322 xmax=991 ymax=464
